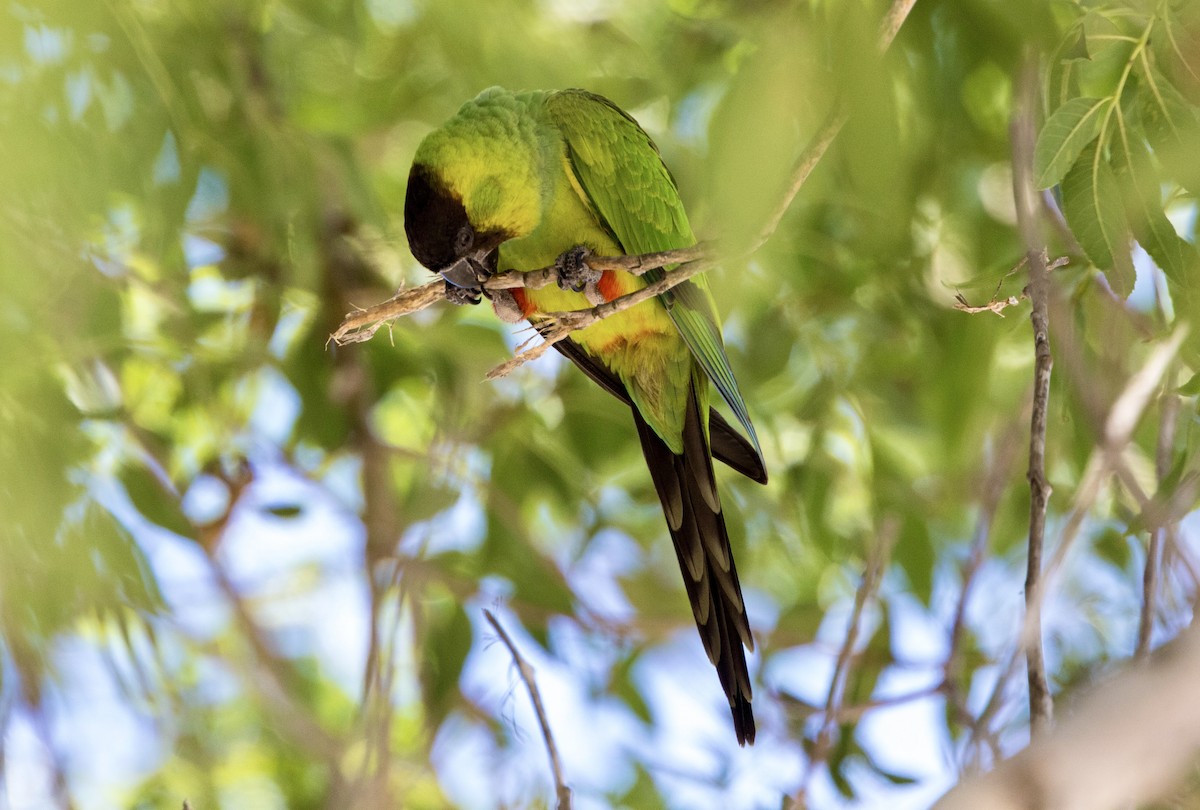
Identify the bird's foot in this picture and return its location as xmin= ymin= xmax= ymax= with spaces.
xmin=554 ymin=246 xmax=600 ymax=293
xmin=487 ymin=288 xmax=525 ymax=324
xmin=443 ymin=280 xmax=481 ymax=306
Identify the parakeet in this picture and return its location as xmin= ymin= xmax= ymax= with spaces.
xmin=404 ymin=87 xmax=767 ymax=745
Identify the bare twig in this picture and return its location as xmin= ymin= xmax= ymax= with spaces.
xmin=1037 ymin=329 xmax=1186 ymax=589
xmin=331 ymin=281 xmax=446 ymax=345
xmin=982 ymin=328 xmax=1189 ymax=752
xmin=485 ymin=253 xmax=719 ymax=378
xmin=1012 ymin=53 xmax=1054 ymax=736
xmin=754 ymin=0 xmax=918 ymax=250
xmin=953 ymin=256 xmax=1069 ymax=316
xmin=483 ymin=609 xmax=571 ymax=810
xmin=946 ymin=410 xmax=1027 ymax=768
xmin=1138 ymin=383 xmax=1179 ymax=658
xmin=791 ymin=517 xmax=899 ymax=808
xmin=754 ymin=105 xmax=850 ymax=251
xmin=329 ymin=245 xmax=708 ymax=348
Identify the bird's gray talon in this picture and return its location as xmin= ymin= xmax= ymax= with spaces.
xmin=555 ymin=246 xmax=599 ymax=293
xmin=443 ymin=280 xmax=482 ymax=306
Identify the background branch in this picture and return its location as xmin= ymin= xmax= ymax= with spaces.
xmin=934 ymin=623 xmax=1200 ymax=810
xmin=791 ymin=517 xmax=899 ymax=808
xmin=484 ymin=610 xmax=572 ymax=810
xmin=329 ymin=245 xmax=708 ymax=347
xmin=1012 ymin=52 xmax=1054 ymax=736
xmin=1139 ymin=383 xmax=1180 ymax=658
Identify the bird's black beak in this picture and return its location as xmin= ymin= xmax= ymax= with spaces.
xmin=438 ymin=246 xmax=497 ymax=289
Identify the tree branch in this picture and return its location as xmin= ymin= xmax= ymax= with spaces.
xmin=483 ymin=609 xmax=571 ymax=810
xmin=953 ymin=255 xmax=1069 ymax=316
xmin=329 ymin=245 xmax=709 ymax=348
xmin=933 ymin=622 xmax=1200 ymax=810
xmin=1012 ymin=52 xmax=1054 ymax=736
xmin=753 ymin=0 xmax=918 ymax=250
xmin=1138 ymin=383 xmax=1179 ymax=659
xmin=791 ymin=517 xmax=899 ymax=808
xmin=977 ymin=327 xmax=1190 ymax=761
xmin=484 ymin=252 xmax=720 ymax=379
xmin=945 ymin=410 xmax=1027 ymax=769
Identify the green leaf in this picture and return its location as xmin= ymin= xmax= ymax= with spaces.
xmin=420 ymin=593 xmax=472 ymax=725
xmin=1060 ymin=143 xmax=1135 ymax=296
xmin=119 ymin=462 xmax=194 ymax=539
xmin=1179 ymin=373 xmax=1200 ymax=396
xmin=1046 ymin=26 xmax=1089 ymax=110
xmin=1111 ymin=120 xmax=1200 ymax=286
xmin=263 ymin=504 xmax=304 ymax=519
xmin=1138 ymin=65 xmax=1200 ymax=195
xmin=1034 ymin=96 xmax=1107 ymax=188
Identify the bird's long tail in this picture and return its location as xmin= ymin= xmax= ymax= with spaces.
xmin=632 ymin=386 xmax=756 ymax=745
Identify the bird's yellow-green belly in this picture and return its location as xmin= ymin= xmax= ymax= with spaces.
xmin=522 ymin=270 xmax=683 ymax=369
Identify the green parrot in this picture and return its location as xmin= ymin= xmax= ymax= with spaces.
xmin=404 ymin=87 xmax=767 ymax=745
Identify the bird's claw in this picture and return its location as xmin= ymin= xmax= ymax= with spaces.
xmin=555 ymin=246 xmax=600 ymax=293
xmin=443 ymin=280 xmax=482 ymax=306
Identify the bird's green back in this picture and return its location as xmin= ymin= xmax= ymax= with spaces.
xmin=544 ymin=90 xmax=763 ymax=462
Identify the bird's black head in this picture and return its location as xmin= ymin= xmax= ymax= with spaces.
xmin=404 ymin=163 xmax=503 ymax=288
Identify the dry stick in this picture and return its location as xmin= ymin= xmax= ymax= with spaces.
xmin=329 ymin=246 xmax=708 ymax=347
xmin=1138 ymin=384 xmax=1178 ymax=658
xmin=754 ymin=0 xmax=916 ymax=251
xmin=791 ymin=518 xmax=900 ymax=809
xmin=1026 ymin=328 xmax=1188 ymax=617
xmin=1011 ymin=53 xmax=1054 ymax=736
xmin=485 ymin=253 xmax=720 ymax=379
xmin=945 ymin=410 xmax=1027 ymax=770
xmin=980 ymin=328 xmax=1189 ymax=751
xmin=953 ymin=256 xmax=1070 ymax=316
xmin=786 ymin=684 xmax=943 ymax=726
xmin=483 ymin=609 xmax=571 ymax=810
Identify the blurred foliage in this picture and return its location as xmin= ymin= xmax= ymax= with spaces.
xmin=1 ymin=0 xmax=1199 ymax=808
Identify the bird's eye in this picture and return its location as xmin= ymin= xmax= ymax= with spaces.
xmin=454 ymin=225 xmax=475 ymax=255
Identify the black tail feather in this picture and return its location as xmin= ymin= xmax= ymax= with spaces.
xmin=632 ymin=389 xmax=756 ymax=746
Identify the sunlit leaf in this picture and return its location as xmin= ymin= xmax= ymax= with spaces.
xmin=1034 ymin=96 xmax=1107 ymax=189
xmin=1059 ymin=143 xmax=1135 ymax=296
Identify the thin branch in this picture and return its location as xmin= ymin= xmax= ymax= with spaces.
xmin=754 ymin=105 xmax=849 ymax=251
xmin=1024 ymin=326 xmax=1187 ymax=610
xmin=754 ymin=0 xmax=918 ymax=250
xmin=483 ymin=609 xmax=571 ymax=810
xmin=783 ymin=684 xmax=942 ymax=726
xmin=945 ymin=409 xmax=1027 ymax=768
xmin=1138 ymin=383 xmax=1179 ymax=659
xmin=878 ymin=0 xmax=920 ymax=48
xmin=331 ymin=281 xmax=446 ymax=345
xmin=953 ymin=256 xmax=1069 ymax=316
xmin=791 ymin=517 xmax=899 ymax=809
xmin=1012 ymin=52 xmax=1054 ymax=736
xmin=1001 ymin=327 xmax=1188 ymax=722
xmin=329 ymin=245 xmax=708 ymax=347
xmin=485 ymin=253 xmax=719 ymax=378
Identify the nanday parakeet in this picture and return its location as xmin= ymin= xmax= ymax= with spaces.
xmin=404 ymin=87 xmax=767 ymax=745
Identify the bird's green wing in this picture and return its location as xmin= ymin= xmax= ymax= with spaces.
xmin=544 ymin=89 xmax=763 ymax=465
